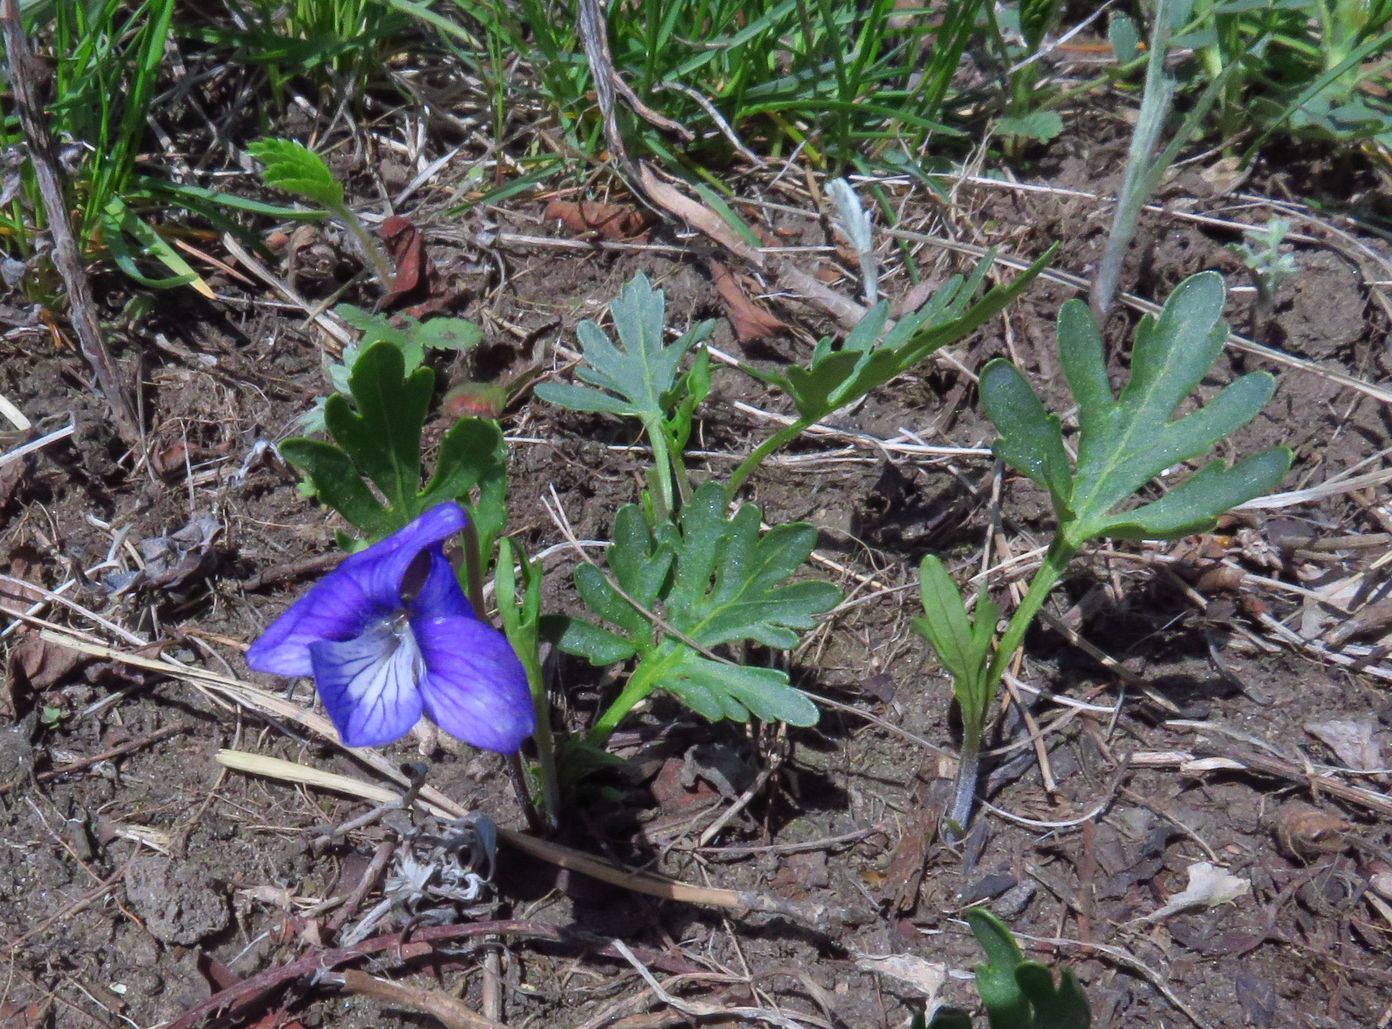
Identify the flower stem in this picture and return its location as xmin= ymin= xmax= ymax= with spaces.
xmin=585 ymin=654 xmax=669 ymax=748
xmin=333 ymin=203 xmax=397 ymax=294
xmin=460 ymin=521 xmax=488 ymax=622
xmin=520 ymin=647 xmax=560 ymax=831
xmin=726 ymin=418 xmax=809 ymax=500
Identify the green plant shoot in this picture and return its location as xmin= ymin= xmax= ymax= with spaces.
xmin=924 ymin=907 xmax=1091 ymax=1028
xmin=246 ymin=138 xmax=396 ymax=290
xmin=730 ymin=247 xmax=1057 ymax=498
xmin=918 ymin=271 xmax=1291 ymax=831
xmin=534 ymin=273 xmax=714 ymax=521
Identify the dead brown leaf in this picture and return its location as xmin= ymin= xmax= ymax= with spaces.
xmin=709 ymin=261 xmax=785 ymax=341
xmin=542 ymin=198 xmax=652 ymax=241
xmin=379 ymin=215 xmax=446 ymax=316
xmin=636 ymin=164 xmax=763 ymax=267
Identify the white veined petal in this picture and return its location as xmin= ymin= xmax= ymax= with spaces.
xmin=309 ymin=619 xmax=425 ymax=747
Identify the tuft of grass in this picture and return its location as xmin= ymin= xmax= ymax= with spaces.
xmin=436 ymin=0 xmax=988 ymax=174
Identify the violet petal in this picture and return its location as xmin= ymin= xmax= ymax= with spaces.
xmin=413 ymin=614 xmax=534 ymax=753
xmin=310 ymin=621 xmax=425 ymax=747
xmin=247 ymin=503 xmax=469 ymax=677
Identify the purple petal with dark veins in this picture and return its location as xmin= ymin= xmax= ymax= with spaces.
xmin=309 ymin=620 xmax=425 ymax=747
xmin=246 ymin=503 xmax=469 ymax=677
xmin=413 ymin=614 xmax=534 ymax=753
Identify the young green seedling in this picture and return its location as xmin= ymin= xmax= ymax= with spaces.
xmin=918 ymin=271 xmax=1291 ymax=831
xmin=1227 ymin=218 xmax=1297 ymax=341
xmin=923 ymin=907 xmax=1091 ymax=1028
xmin=534 ymin=273 xmax=714 ymax=521
xmin=247 ymin=138 xmax=397 ymax=291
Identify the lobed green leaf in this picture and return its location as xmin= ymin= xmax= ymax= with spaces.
xmin=558 ymin=481 xmax=838 ymax=728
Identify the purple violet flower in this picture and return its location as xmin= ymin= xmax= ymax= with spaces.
xmin=246 ymin=502 xmax=534 ymax=752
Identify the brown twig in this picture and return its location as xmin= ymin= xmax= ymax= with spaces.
xmin=324 ymin=969 xmax=504 ymax=1029
xmin=169 ymin=920 xmax=697 ymax=1028
xmin=239 ymin=552 xmax=343 ymax=592
xmin=0 ymin=0 xmax=140 ymax=446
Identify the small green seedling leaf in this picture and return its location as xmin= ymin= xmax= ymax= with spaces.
xmin=535 ymin=273 xmax=715 ymax=517
xmin=928 ymin=908 xmax=1091 ymax=1028
xmin=981 ymin=271 xmax=1291 ymax=548
xmin=246 ymin=138 xmax=344 ymax=211
xmin=913 ymin=556 xmax=997 ymax=735
xmin=557 ymin=482 xmax=839 ymax=739
xmin=997 ymin=111 xmax=1064 ymax=142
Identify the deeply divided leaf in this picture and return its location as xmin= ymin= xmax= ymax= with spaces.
xmin=534 ymin=273 xmax=714 ymax=429
xmin=982 ymin=271 xmax=1291 ymax=545
xmin=751 ymin=247 xmax=1055 ymax=425
xmin=559 ymin=481 xmax=839 ymax=727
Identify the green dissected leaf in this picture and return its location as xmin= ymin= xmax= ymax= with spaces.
xmin=280 ymin=341 xmax=509 ymax=542
xmin=559 ymin=481 xmax=839 ymax=733
xmin=246 ymin=138 xmax=344 ymax=211
xmin=323 ymin=342 xmax=432 ymax=517
xmin=535 ymin=273 xmax=715 ymax=517
xmin=749 ymin=247 xmax=1055 ymax=426
xmin=980 ymin=271 xmax=1291 ymax=547
xmin=277 ymin=437 xmax=396 ymax=537
xmin=336 ymin=305 xmax=484 ymax=366
xmin=997 ymin=112 xmax=1064 ymax=142
xmin=534 ymin=273 xmax=714 ymax=425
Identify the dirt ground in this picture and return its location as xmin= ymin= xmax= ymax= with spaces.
xmin=2 ymin=126 xmax=1392 ymax=1029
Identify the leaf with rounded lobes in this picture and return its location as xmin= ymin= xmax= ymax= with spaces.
xmin=323 ymin=342 xmax=431 ymax=516
xmin=966 ymin=908 xmax=1031 ymax=1027
xmin=979 ymin=359 xmax=1073 ymax=516
xmin=984 ymin=271 xmax=1290 ymax=547
xmin=555 ymin=618 xmax=637 ymax=665
xmin=420 ymin=417 xmax=507 ymax=557
xmin=1104 ymin=449 xmax=1292 ymax=540
xmin=278 ymin=438 xmax=394 ymax=537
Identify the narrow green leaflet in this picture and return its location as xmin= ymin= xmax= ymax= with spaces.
xmin=912 ymin=556 xmax=997 ymax=736
xmin=979 ymin=271 xmax=1291 ymax=547
xmin=556 ymin=482 xmax=840 ymax=737
xmin=746 ymin=247 xmax=1055 ymax=425
xmin=245 ymin=138 xmax=343 ymax=211
xmin=280 ymin=341 xmax=506 ymax=544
